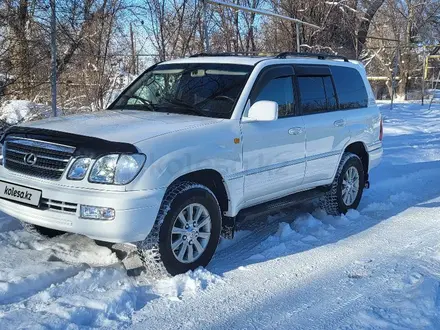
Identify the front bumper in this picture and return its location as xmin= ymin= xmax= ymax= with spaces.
xmin=0 ymin=172 xmax=165 ymax=243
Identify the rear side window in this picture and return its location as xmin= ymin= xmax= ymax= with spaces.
xmin=323 ymin=76 xmax=337 ymax=111
xmin=331 ymin=66 xmax=368 ymax=109
xmin=297 ymin=76 xmax=337 ymax=114
xmin=254 ymin=76 xmax=295 ymax=118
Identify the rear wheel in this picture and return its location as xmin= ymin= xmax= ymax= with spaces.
xmin=321 ymin=152 xmax=365 ymax=216
xmin=137 ymin=181 xmax=222 ymax=276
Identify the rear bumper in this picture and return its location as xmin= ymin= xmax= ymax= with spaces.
xmin=0 ymin=172 xmax=165 ymax=243
xmin=368 ymin=142 xmax=383 ymax=171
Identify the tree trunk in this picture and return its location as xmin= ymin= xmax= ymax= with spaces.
xmin=397 ymin=1 xmax=414 ymax=100
xmin=357 ymin=0 xmax=385 ymax=56
xmin=8 ymin=0 xmax=30 ymax=98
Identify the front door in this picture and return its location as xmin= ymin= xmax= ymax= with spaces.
xmin=241 ymin=66 xmax=306 ymax=205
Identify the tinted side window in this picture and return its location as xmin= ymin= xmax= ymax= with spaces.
xmin=323 ymin=76 xmax=337 ymax=111
xmin=297 ymin=77 xmax=327 ymax=114
xmin=254 ymin=77 xmax=295 ymax=118
xmin=331 ymin=66 xmax=368 ymax=109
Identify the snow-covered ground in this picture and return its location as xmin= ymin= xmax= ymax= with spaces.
xmin=2 ymin=102 xmax=440 ymax=329
xmin=0 ymin=100 xmax=54 ymax=124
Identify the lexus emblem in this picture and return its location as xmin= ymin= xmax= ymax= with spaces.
xmin=24 ymin=153 xmax=37 ymax=166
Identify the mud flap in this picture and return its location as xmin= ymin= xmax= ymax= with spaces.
xmin=221 ymin=216 xmax=236 ymax=239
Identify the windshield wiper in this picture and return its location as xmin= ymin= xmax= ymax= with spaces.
xmin=113 ymin=95 xmax=156 ymax=112
xmin=131 ymin=95 xmax=157 ymax=112
xmin=161 ymin=98 xmax=206 ymax=117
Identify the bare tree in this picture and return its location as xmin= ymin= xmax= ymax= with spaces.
xmin=2 ymin=0 xmax=440 ymax=110
xmin=366 ymin=0 xmax=440 ymax=99
xmin=137 ymin=0 xmax=200 ymax=60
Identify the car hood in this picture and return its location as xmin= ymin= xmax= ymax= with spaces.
xmin=20 ymin=110 xmax=223 ymax=144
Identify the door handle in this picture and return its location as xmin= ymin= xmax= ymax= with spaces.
xmin=334 ymin=119 xmax=346 ymax=127
xmin=288 ymin=127 xmax=304 ymax=135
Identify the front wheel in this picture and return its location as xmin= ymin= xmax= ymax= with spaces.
xmin=320 ymin=152 xmax=365 ymax=216
xmin=137 ymin=181 xmax=222 ymax=276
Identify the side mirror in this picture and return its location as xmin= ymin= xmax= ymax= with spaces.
xmin=244 ymin=101 xmax=278 ymax=122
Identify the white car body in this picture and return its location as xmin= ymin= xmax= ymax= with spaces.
xmin=0 ymin=55 xmax=383 ymax=243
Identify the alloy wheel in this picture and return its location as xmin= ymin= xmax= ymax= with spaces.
xmin=170 ymin=203 xmax=212 ymax=263
xmin=342 ymin=166 xmax=360 ymax=206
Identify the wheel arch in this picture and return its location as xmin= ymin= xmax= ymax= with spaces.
xmin=168 ymin=169 xmax=230 ymax=216
xmin=344 ymin=141 xmax=369 ymax=180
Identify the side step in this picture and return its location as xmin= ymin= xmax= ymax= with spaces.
xmin=236 ymin=187 xmax=328 ymax=223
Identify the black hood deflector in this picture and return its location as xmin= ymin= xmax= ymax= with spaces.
xmin=1 ymin=126 xmax=138 ymax=157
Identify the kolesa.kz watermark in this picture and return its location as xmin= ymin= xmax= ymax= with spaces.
xmin=3 ymin=185 xmax=33 ymax=201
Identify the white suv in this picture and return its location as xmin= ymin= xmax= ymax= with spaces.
xmin=0 ymin=53 xmax=383 ymax=275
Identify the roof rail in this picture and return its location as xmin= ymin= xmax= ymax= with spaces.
xmin=188 ymin=51 xmax=350 ymax=62
xmin=189 ymin=52 xmax=276 ymax=58
xmin=275 ymin=52 xmax=349 ymax=62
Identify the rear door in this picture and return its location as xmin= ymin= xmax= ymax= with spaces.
xmin=295 ymin=65 xmax=350 ymax=185
xmin=330 ymin=65 xmax=376 ymax=148
xmin=241 ymin=65 xmax=306 ymax=204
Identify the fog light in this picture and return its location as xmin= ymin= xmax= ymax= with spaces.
xmin=80 ymin=205 xmax=115 ymax=220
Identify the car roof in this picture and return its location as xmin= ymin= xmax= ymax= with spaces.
xmin=158 ymin=55 xmax=362 ymax=69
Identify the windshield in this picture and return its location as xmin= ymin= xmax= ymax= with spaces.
xmin=110 ymin=63 xmax=253 ymax=119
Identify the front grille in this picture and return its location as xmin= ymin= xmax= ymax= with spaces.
xmin=4 ymin=137 xmax=75 ymax=180
xmin=40 ymin=198 xmax=77 ymax=213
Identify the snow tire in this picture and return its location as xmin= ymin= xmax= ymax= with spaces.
xmin=137 ymin=181 xmax=222 ymax=277
xmin=320 ymin=152 xmax=365 ymax=216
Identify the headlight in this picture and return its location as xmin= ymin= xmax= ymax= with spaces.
xmin=67 ymin=158 xmax=92 ymax=180
xmin=89 ymin=154 xmax=119 ymax=184
xmin=114 ymin=154 xmax=146 ymax=184
xmin=89 ymin=153 xmax=145 ymax=184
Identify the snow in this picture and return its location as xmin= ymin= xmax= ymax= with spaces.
xmin=153 ymin=268 xmax=223 ymax=301
xmin=0 ymin=100 xmax=34 ymax=124
xmin=2 ymin=101 xmax=440 ymax=328
xmin=0 ymin=100 xmax=53 ymax=126
xmin=217 ymin=230 xmax=252 ymax=251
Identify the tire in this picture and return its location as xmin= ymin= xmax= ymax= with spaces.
xmin=137 ymin=181 xmax=222 ymax=276
xmin=21 ymin=222 xmax=65 ymax=238
xmin=320 ymin=152 xmax=365 ymax=216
